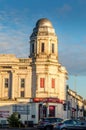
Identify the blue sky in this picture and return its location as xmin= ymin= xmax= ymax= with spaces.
xmin=0 ymin=0 xmax=86 ymax=99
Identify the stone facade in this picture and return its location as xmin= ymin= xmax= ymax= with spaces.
xmin=0 ymin=18 xmax=69 ymax=124
xmin=0 ymin=54 xmax=32 ymax=100
xmin=67 ymin=88 xmax=84 ymax=119
xmin=0 ymin=18 xmax=68 ymax=101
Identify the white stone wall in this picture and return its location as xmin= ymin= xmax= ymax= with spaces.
xmin=0 ymin=18 xmax=69 ymax=123
xmin=0 ymin=55 xmax=32 ymax=99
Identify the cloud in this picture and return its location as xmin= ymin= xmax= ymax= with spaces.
xmin=57 ymin=4 xmax=72 ymax=17
xmin=59 ymin=39 xmax=86 ymax=75
xmin=0 ymin=9 xmax=31 ymax=57
xmin=0 ymin=30 xmax=29 ymax=57
xmin=0 ymin=4 xmax=86 ymax=76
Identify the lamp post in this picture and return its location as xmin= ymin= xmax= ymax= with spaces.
xmin=70 ymin=98 xmax=72 ymax=119
xmin=74 ymin=75 xmax=78 ymax=119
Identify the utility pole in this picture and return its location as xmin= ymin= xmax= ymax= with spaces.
xmin=74 ymin=75 xmax=78 ymax=119
xmin=74 ymin=75 xmax=77 ymax=93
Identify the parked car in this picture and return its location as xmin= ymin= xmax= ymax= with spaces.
xmin=78 ymin=120 xmax=86 ymax=126
xmin=53 ymin=119 xmax=86 ymax=130
xmin=37 ymin=117 xmax=63 ymax=130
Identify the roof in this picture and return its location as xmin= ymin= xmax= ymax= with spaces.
xmin=36 ymin=18 xmax=53 ymax=28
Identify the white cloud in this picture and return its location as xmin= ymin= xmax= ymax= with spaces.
xmin=59 ymin=40 xmax=86 ymax=75
xmin=0 ymin=26 xmax=29 ymax=57
xmin=57 ymin=4 xmax=72 ymax=17
xmin=0 ymin=6 xmax=86 ymax=76
xmin=0 ymin=9 xmax=31 ymax=57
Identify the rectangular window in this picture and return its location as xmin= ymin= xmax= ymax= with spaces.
xmin=21 ymin=91 xmax=24 ymax=97
xmin=41 ymin=43 xmax=44 ymax=52
xmin=21 ymin=78 xmax=25 ymax=88
xmin=52 ymin=78 xmax=55 ymax=88
xmin=13 ymin=105 xmax=30 ymax=115
xmin=4 ymin=78 xmax=9 ymax=88
xmin=52 ymin=44 xmax=54 ymax=53
xmin=32 ymin=43 xmax=34 ymax=53
xmin=40 ymin=78 xmax=45 ymax=88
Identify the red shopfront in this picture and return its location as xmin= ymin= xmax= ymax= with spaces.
xmin=33 ymin=97 xmax=63 ymax=120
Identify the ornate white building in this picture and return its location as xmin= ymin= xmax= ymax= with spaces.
xmin=0 ymin=18 xmax=68 ymax=124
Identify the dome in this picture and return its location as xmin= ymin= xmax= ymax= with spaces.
xmin=30 ymin=18 xmax=56 ymax=38
xmin=36 ymin=18 xmax=53 ymax=28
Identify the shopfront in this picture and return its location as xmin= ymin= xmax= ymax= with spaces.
xmin=32 ymin=97 xmax=63 ymax=121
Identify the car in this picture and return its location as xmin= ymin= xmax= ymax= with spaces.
xmin=37 ymin=117 xmax=63 ymax=130
xmin=53 ymin=119 xmax=86 ymax=130
xmin=78 ymin=120 xmax=86 ymax=125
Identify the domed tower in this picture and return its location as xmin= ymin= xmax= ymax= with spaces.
xmin=30 ymin=18 xmax=67 ymax=101
xmin=30 ymin=18 xmax=58 ymax=61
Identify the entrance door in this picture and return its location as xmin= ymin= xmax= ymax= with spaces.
xmin=38 ymin=104 xmax=43 ymax=120
xmin=49 ymin=106 xmax=55 ymax=117
xmin=43 ymin=105 xmax=47 ymax=117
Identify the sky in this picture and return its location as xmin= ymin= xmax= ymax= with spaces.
xmin=0 ymin=0 xmax=86 ymax=99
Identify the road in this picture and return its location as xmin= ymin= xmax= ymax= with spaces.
xmin=0 ymin=126 xmax=86 ymax=130
xmin=0 ymin=127 xmax=38 ymax=130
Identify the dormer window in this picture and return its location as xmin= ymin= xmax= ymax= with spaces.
xmin=52 ymin=43 xmax=54 ymax=53
xmin=41 ymin=43 xmax=44 ymax=52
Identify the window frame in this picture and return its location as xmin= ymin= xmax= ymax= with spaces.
xmin=41 ymin=43 xmax=44 ymax=52
xmin=40 ymin=78 xmax=45 ymax=88
xmin=21 ymin=78 xmax=25 ymax=88
xmin=21 ymin=91 xmax=24 ymax=97
xmin=4 ymin=78 xmax=9 ymax=88
xmin=52 ymin=43 xmax=54 ymax=53
xmin=51 ymin=78 xmax=55 ymax=88
xmin=32 ymin=43 xmax=34 ymax=53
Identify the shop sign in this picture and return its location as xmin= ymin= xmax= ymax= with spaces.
xmin=0 ymin=111 xmax=9 ymax=118
xmin=33 ymin=98 xmax=63 ymax=103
